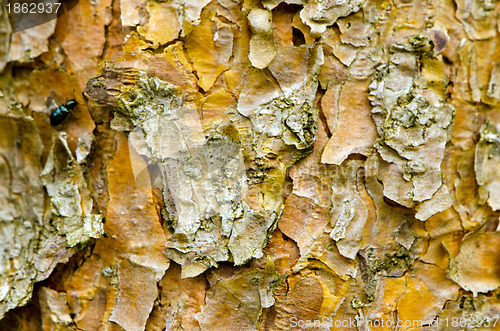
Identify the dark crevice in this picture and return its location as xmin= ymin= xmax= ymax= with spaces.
xmin=292 ymin=27 xmax=306 ymax=46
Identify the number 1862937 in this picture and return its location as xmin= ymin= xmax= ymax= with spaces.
xmin=440 ymin=316 xmax=499 ymax=328
xmin=5 ymin=2 xmax=61 ymax=14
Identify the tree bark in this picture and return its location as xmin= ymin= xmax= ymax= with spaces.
xmin=1 ymin=0 xmax=500 ymax=330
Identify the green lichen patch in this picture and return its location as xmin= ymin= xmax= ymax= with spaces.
xmin=368 ymin=36 xmax=455 ymax=219
xmin=358 ymin=246 xmax=414 ymax=305
xmin=41 ymin=132 xmax=103 ymax=247
xmin=116 ymin=72 xmax=285 ymax=277
xmin=116 ymin=72 xmax=182 ymax=127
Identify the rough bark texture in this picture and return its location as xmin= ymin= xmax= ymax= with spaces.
xmin=1 ymin=0 xmax=500 ymax=330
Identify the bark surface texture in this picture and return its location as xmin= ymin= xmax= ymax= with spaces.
xmin=1 ymin=0 xmax=500 ymax=330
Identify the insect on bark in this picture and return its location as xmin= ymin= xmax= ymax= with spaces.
xmin=50 ymin=100 xmax=77 ymax=126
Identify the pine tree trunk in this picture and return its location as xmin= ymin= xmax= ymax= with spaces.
xmin=1 ymin=0 xmax=500 ymax=330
